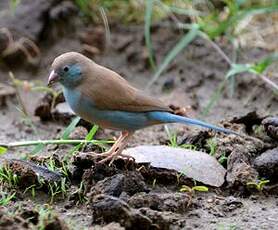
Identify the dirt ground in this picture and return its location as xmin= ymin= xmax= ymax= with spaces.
xmin=0 ymin=1 xmax=278 ymax=230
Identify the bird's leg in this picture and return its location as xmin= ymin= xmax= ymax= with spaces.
xmin=95 ymin=131 xmax=130 ymax=156
xmin=97 ymin=131 xmax=134 ymax=164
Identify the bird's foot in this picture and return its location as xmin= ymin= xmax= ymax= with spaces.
xmin=81 ymin=131 xmax=134 ymax=166
xmin=78 ymin=150 xmax=134 ymax=166
xmin=98 ymin=152 xmax=135 ymax=166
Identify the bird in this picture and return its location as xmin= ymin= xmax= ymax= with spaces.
xmin=48 ymin=52 xmax=240 ymax=163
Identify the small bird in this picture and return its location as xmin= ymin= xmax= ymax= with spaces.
xmin=48 ymin=52 xmax=239 ymax=163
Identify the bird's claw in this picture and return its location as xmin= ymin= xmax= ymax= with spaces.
xmin=98 ymin=153 xmax=135 ymax=166
xmin=79 ymin=151 xmax=135 ymax=166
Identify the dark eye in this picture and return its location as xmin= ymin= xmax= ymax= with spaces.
xmin=63 ymin=66 xmax=69 ymax=72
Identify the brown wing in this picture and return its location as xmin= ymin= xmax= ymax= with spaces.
xmin=78 ymin=63 xmax=172 ymax=112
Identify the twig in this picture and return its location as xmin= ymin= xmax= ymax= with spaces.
xmin=200 ymin=32 xmax=278 ymax=92
xmin=99 ymin=7 xmax=111 ymax=47
xmin=199 ymin=32 xmax=232 ymax=65
xmin=258 ymin=74 xmax=278 ymax=91
xmin=9 ymin=72 xmax=28 ymax=116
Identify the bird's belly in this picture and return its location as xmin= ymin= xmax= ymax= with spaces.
xmin=63 ymin=87 xmax=157 ymax=131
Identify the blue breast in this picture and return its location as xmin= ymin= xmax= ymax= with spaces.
xmin=62 ymin=87 xmax=157 ymax=131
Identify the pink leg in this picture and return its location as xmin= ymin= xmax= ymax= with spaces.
xmin=93 ymin=131 xmax=134 ymax=164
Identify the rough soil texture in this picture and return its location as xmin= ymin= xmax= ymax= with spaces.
xmin=0 ymin=1 xmax=278 ymax=229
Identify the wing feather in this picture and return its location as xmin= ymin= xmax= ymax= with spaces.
xmin=77 ymin=63 xmax=171 ymax=112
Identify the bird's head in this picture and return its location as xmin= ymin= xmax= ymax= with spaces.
xmin=48 ymin=52 xmax=91 ymax=88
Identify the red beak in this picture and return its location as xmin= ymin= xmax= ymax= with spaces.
xmin=47 ymin=70 xmax=59 ymax=86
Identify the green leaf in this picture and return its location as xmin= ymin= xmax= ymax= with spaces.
xmin=218 ymin=154 xmax=228 ymax=165
xmin=10 ymin=0 xmax=21 ymax=11
xmin=144 ymin=0 xmax=156 ymax=70
xmin=226 ymin=63 xmax=252 ymax=80
xmin=180 ymin=185 xmax=191 ymax=193
xmin=251 ymin=53 xmax=278 ymax=74
xmin=225 ymin=63 xmax=252 ymax=96
xmin=228 ymin=76 xmax=236 ymax=97
xmin=0 ymin=146 xmax=7 ymax=155
xmin=258 ymin=179 xmax=269 ymax=188
xmin=146 ymin=24 xmax=199 ymax=89
xmin=76 ymin=125 xmax=99 ymax=150
xmin=74 ymin=0 xmax=91 ymax=17
xmin=67 ymin=125 xmax=100 ymax=158
xmin=238 ymin=5 xmax=278 ymax=22
xmin=61 ymin=117 xmax=81 ymax=140
xmin=85 ymin=125 xmax=99 ymax=141
xmin=192 ymin=186 xmax=209 ymax=192
xmin=200 ymin=4 xmax=278 ymax=39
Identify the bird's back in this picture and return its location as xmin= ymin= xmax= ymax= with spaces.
xmin=78 ymin=62 xmax=172 ymax=113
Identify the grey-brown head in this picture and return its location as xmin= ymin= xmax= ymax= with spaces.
xmin=48 ymin=52 xmax=93 ymax=88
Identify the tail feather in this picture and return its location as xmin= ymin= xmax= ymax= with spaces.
xmin=148 ymin=111 xmax=240 ymax=136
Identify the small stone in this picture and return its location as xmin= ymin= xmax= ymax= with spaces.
xmin=52 ymin=102 xmax=75 ymax=122
xmin=123 ymin=145 xmax=226 ymax=187
xmin=6 ymin=159 xmax=62 ymax=187
xmin=128 ymin=192 xmax=191 ymax=213
xmin=262 ymin=116 xmax=278 ymax=140
xmin=254 ymin=147 xmax=278 ymax=182
xmin=138 ymin=208 xmax=187 ymax=229
xmin=221 ymin=196 xmax=243 ymax=213
xmin=89 ymin=172 xmax=148 ymax=198
xmin=34 ymin=92 xmax=64 ymax=121
xmin=162 ymin=78 xmax=175 ymax=91
xmin=93 ymin=223 xmax=125 ymax=230
xmin=69 ymin=126 xmax=88 ymax=140
xmin=262 ymin=117 xmax=278 ymax=139
xmin=226 ymin=148 xmax=258 ymax=187
xmin=207 ymin=198 xmax=214 ymax=203
xmin=91 ymin=195 xmax=152 ymax=229
xmin=250 ymin=195 xmax=258 ymax=200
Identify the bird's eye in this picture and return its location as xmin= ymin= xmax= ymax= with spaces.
xmin=63 ymin=66 xmax=69 ymax=72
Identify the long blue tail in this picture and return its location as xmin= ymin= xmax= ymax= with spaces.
xmin=148 ymin=111 xmax=240 ymax=135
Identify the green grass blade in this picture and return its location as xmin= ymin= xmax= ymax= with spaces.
xmin=238 ymin=5 xmax=278 ymax=21
xmin=144 ymin=0 xmax=156 ymax=70
xmin=167 ymin=5 xmax=202 ymax=16
xmin=0 ymin=146 xmax=7 ymax=155
xmin=70 ymin=125 xmax=99 ymax=153
xmin=86 ymin=125 xmax=99 ymax=141
xmin=228 ymin=76 xmax=236 ymax=97
xmin=30 ymin=116 xmax=81 ymax=155
xmin=226 ymin=63 xmax=251 ymax=79
xmin=228 ymin=5 xmax=278 ymax=37
xmin=193 ymin=186 xmax=209 ymax=192
xmin=202 ymin=63 xmax=253 ymax=115
xmin=227 ymin=64 xmax=259 ymax=95
xmin=2 ymin=139 xmax=114 ymax=148
xmin=146 ymin=24 xmax=199 ymax=89
xmin=200 ymin=4 xmax=278 ymax=39
xmin=74 ymin=0 xmax=91 ymax=17
xmin=10 ymin=0 xmax=21 ymax=11
xmin=61 ymin=117 xmax=81 ymax=140
xmin=251 ymin=53 xmax=278 ymax=74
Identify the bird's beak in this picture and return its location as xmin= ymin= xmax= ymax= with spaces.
xmin=47 ymin=70 xmax=59 ymax=87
